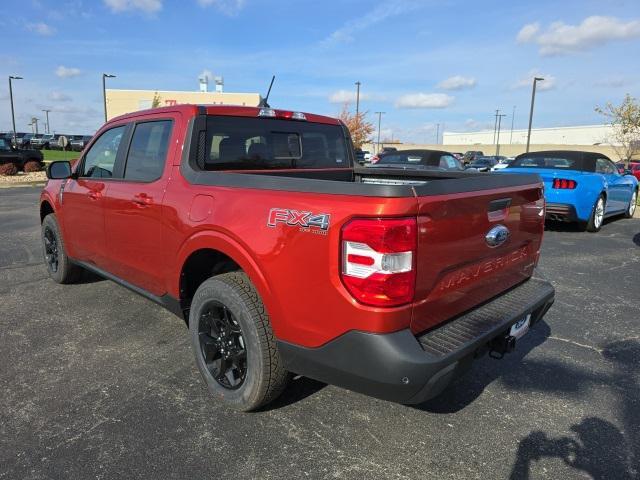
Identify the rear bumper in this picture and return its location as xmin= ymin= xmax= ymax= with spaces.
xmin=545 ymin=203 xmax=578 ymax=222
xmin=278 ymin=276 xmax=555 ymax=404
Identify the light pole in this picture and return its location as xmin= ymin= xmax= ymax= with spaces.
xmin=526 ymin=77 xmax=544 ymax=153
xmin=375 ymin=111 xmax=385 ymax=154
xmin=492 ymin=109 xmax=500 ymax=144
xmin=31 ymin=117 xmax=39 ymax=135
xmin=496 ymin=113 xmax=506 ymax=155
xmin=355 ymin=81 xmax=361 ymax=116
xmin=102 ymin=73 xmax=116 ymax=123
xmin=435 ymin=123 xmax=440 ymax=145
xmin=509 ymin=105 xmax=516 ymax=144
xmin=9 ymin=75 xmax=23 ymax=147
xmin=42 ymin=109 xmax=51 ymax=134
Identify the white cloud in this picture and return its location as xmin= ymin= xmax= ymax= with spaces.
xmin=512 ymin=70 xmax=556 ymax=91
xmin=197 ymin=0 xmax=245 ymax=16
xmin=395 ymin=93 xmax=454 ymax=109
xmin=322 ymin=0 xmax=421 ymax=45
xmin=26 ymin=22 xmax=56 ymax=36
xmin=55 ymin=66 xmax=82 ymax=78
xmin=594 ymin=76 xmax=634 ymax=88
xmin=49 ymin=91 xmax=72 ymax=102
xmin=103 ymin=0 xmax=162 ymax=14
xmin=517 ymin=16 xmax=640 ymax=55
xmin=516 ymin=23 xmax=540 ymax=43
xmin=438 ymin=75 xmax=476 ymax=91
xmin=328 ymin=89 xmax=372 ymax=104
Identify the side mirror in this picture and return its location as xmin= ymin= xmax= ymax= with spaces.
xmin=46 ymin=161 xmax=72 ymax=180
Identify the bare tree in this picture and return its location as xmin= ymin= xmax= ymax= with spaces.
xmin=596 ymin=94 xmax=640 ymax=165
xmin=338 ymin=102 xmax=374 ymax=149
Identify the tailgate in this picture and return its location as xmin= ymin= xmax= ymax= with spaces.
xmin=411 ymin=181 xmax=544 ymax=334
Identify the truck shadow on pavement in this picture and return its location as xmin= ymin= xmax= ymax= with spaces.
xmin=417 ymin=327 xmax=639 ymax=479
xmin=508 ymin=339 xmax=639 ymax=479
xmin=416 ymin=320 xmax=552 ymax=414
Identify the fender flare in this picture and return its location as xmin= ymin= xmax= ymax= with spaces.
xmin=172 ymin=230 xmax=282 ymax=333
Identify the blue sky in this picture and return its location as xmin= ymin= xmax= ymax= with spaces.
xmin=1 ymin=0 xmax=639 ymax=141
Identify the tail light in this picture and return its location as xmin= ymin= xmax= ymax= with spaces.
xmin=552 ymin=178 xmax=577 ymax=189
xmin=341 ymin=218 xmax=417 ymax=307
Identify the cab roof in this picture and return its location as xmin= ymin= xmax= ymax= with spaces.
xmin=109 ymin=104 xmax=342 ymax=126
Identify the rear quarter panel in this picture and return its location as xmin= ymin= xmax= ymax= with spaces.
xmin=163 ymin=170 xmax=419 ymax=348
xmin=504 ymin=168 xmax=604 ymax=221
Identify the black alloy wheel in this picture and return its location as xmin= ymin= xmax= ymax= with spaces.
xmin=197 ymin=302 xmax=247 ymax=389
xmin=43 ymin=226 xmax=59 ymax=273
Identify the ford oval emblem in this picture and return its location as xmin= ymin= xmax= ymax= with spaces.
xmin=485 ymin=225 xmax=510 ymax=247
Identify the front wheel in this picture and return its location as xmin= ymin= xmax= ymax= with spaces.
xmin=624 ymin=190 xmax=637 ymax=219
xmin=189 ymin=272 xmax=289 ymax=411
xmin=41 ymin=214 xmax=83 ymax=283
xmin=586 ymin=195 xmax=605 ymax=232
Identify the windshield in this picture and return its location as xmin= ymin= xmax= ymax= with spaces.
xmin=202 ymin=116 xmax=350 ymax=170
xmin=470 ymin=159 xmax=491 ymax=166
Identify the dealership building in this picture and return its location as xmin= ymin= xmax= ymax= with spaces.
xmin=443 ymin=124 xmax=614 ymax=146
xmin=105 ymin=77 xmax=261 ymax=120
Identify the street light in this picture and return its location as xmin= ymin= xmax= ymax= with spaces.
xmin=375 ymin=111 xmax=385 ymax=154
xmin=355 ymin=81 xmax=361 ymax=116
xmin=526 ymin=77 xmax=544 ymax=153
xmin=495 ymin=112 xmax=506 ymax=155
xmin=102 ymin=73 xmax=116 ymax=123
xmin=42 ymin=109 xmax=51 ymax=134
xmin=9 ymin=75 xmax=23 ymax=147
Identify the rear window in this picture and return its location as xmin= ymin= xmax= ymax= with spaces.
xmin=510 ymin=156 xmax=591 ymax=170
xmin=202 ymin=116 xmax=350 ymax=170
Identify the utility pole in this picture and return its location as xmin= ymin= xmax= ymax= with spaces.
xmin=42 ymin=109 xmax=51 ymax=134
xmin=102 ymin=73 xmax=116 ymax=123
xmin=375 ymin=111 xmax=385 ymax=154
xmin=492 ymin=109 xmax=500 ymax=144
xmin=526 ymin=77 xmax=544 ymax=153
xmin=355 ymin=81 xmax=361 ymax=116
xmin=509 ymin=105 xmax=516 ymax=144
xmin=495 ymin=113 xmax=506 ymax=155
xmin=9 ymin=75 xmax=23 ymax=147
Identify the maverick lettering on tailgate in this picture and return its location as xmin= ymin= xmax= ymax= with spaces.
xmin=436 ymin=246 xmax=530 ymax=292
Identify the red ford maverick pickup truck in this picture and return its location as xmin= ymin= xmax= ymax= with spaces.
xmin=40 ymin=105 xmax=554 ymax=410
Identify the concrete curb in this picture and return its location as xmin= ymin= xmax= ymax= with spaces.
xmin=0 ymin=181 xmax=46 ymax=189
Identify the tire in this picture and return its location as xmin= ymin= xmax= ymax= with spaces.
xmin=586 ymin=195 xmax=605 ymax=232
xmin=189 ymin=272 xmax=289 ymax=411
xmin=41 ymin=214 xmax=83 ymax=283
xmin=624 ymin=189 xmax=637 ymax=219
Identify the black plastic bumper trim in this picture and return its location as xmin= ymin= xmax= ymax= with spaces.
xmin=277 ymin=276 xmax=555 ymax=404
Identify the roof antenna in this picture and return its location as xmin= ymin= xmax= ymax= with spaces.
xmin=259 ymin=75 xmax=275 ymax=108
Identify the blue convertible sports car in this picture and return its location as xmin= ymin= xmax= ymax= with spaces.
xmin=503 ymin=151 xmax=638 ymax=232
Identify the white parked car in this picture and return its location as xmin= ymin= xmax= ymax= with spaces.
xmin=491 ymin=157 xmax=515 ymax=171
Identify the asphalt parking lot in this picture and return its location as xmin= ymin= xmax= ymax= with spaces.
xmin=1 ymin=186 xmax=639 ymax=480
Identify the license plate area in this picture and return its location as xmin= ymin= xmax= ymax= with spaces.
xmin=510 ymin=314 xmax=531 ymax=339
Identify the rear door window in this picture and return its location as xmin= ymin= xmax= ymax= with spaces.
xmin=123 ymin=120 xmax=172 ymax=182
xmin=203 ymin=116 xmax=349 ymax=170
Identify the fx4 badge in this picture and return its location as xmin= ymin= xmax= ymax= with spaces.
xmin=268 ymin=208 xmax=330 ymax=235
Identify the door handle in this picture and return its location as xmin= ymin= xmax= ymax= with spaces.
xmin=132 ymin=193 xmax=153 ymax=206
